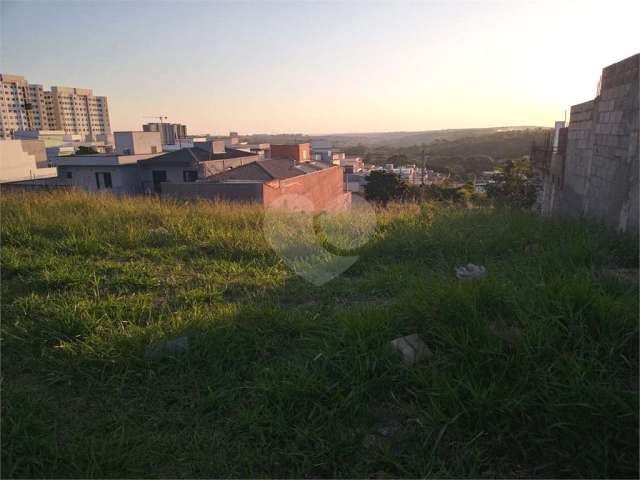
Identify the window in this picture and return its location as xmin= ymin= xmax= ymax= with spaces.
xmin=95 ymin=172 xmax=112 ymax=189
xmin=183 ymin=170 xmax=198 ymax=182
xmin=152 ymin=170 xmax=167 ymax=193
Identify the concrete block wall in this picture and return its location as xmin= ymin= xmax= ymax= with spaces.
xmin=555 ymin=53 xmax=639 ymax=231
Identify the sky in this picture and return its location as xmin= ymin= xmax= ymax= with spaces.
xmin=1 ymin=0 xmax=639 ymax=135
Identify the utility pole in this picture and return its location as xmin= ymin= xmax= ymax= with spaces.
xmin=420 ymin=143 xmax=426 ymax=186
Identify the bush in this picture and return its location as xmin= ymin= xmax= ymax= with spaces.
xmin=485 ymin=157 xmax=538 ymax=209
xmin=364 ymin=170 xmax=407 ymax=204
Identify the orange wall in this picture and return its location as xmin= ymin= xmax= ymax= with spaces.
xmin=262 ymin=165 xmax=349 ymax=212
xmin=270 ymin=143 xmax=310 ymax=163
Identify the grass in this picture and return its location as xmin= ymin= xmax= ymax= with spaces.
xmin=1 ymin=190 xmax=638 ymax=478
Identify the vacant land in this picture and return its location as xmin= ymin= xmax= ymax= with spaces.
xmin=1 ymin=191 xmax=638 ymax=478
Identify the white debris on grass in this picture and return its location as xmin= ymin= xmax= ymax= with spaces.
xmin=454 ymin=263 xmax=487 ymax=280
xmin=390 ymin=333 xmax=432 ymax=365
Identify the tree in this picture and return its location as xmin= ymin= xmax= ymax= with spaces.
xmin=485 ymin=157 xmax=537 ymax=209
xmin=364 ymin=171 xmax=407 ymax=205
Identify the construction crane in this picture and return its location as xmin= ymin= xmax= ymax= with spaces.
xmin=143 ymin=115 xmax=168 ymax=124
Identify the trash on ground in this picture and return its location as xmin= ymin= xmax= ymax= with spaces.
xmin=455 ymin=263 xmax=487 ymax=280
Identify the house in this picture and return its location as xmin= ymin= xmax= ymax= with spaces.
xmin=13 ymin=129 xmax=112 ymax=162
xmin=142 ymin=122 xmax=187 ymax=146
xmin=270 ymin=143 xmax=311 ymax=163
xmin=333 ymin=155 xmax=364 ymax=173
xmin=161 ymin=157 xmax=351 ymax=212
xmin=0 ymin=139 xmax=58 ymax=184
xmin=53 ymin=143 xmax=258 ymax=195
xmin=114 ymin=131 xmax=162 ymax=155
xmin=227 ymin=142 xmax=270 ymax=158
xmin=54 ymin=153 xmax=161 ymax=194
xmin=136 ymin=142 xmax=258 ymax=193
xmin=311 ymin=138 xmax=333 ymax=162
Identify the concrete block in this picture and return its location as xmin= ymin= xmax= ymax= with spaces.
xmin=390 ymin=334 xmax=432 ymax=365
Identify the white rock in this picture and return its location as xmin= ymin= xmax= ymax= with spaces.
xmin=390 ymin=333 xmax=432 ymax=365
xmin=455 ymin=263 xmax=487 ymax=280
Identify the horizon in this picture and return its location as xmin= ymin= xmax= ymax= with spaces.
xmin=2 ymin=0 xmax=639 ymax=135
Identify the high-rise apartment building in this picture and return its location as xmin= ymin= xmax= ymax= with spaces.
xmin=0 ymin=74 xmax=50 ymax=135
xmin=44 ymin=86 xmax=111 ymax=142
xmin=142 ymin=122 xmax=187 ymax=145
xmin=0 ymin=74 xmax=111 ymax=142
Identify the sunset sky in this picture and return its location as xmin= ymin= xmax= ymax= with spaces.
xmin=2 ymin=0 xmax=638 ymax=135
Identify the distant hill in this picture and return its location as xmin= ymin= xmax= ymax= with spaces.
xmin=240 ymin=127 xmax=551 ymax=178
xmin=241 ymin=126 xmax=547 ymax=149
xmin=360 ymin=128 xmax=552 ymax=176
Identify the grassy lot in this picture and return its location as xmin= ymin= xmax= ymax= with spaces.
xmin=1 ymin=190 xmax=638 ymax=478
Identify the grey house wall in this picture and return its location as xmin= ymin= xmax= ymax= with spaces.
xmin=138 ymin=156 xmax=256 ymax=193
xmin=57 ymin=164 xmax=142 ymax=194
xmin=138 ymin=166 xmax=195 ymax=193
xmin=161 ymin=182 xmax=263 ymax=202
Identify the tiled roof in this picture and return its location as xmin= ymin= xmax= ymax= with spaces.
xmin=137 ymin=147 xmax=257 ymax=167
xmin=205 ymin=159 xmax=333 ymax=182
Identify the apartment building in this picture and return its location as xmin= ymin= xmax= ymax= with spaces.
xmin=45 ymin=86 xmax=111 ymax=142
xmin=0 ymin=74 xmax=111 ymax=142
xmin=0 ymin=74 xmax=50 ymax=136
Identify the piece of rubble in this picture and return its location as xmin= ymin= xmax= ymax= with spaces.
xmin=390 ymin=333 xmax=432 ymax=365
xmin=145 ymin=336 xmax=189 ymax=360
xmin=454 ymin=263 xmax=487 ymax=281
